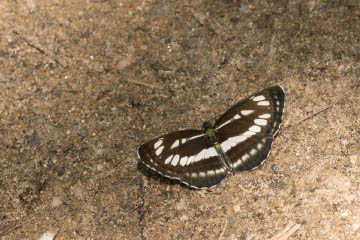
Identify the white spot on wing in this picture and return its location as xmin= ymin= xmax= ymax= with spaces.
xmin=181 ymin=138 xmax=187 ymax=144
xmin=241 ymin=110 xmax=254 ymax=116
xmin=221 ymin=141 xmax=231 ymax=152
xmin=204 ymin=147 xmax=209 ymax=160
xmin=215 ymin=168 xmax=225 ymax=174
xmin=242 ymin=154 xmax=249 ymax=161
xmin=193 ymin=149 xmax=206 ymax=163
xmin=186 ymin=156 xmax=194 ymax=165
xmin=191 ymin=172 xmax=197 ymax=178
xmin=250 ymin=148 xmax=257 ymax=155
xmin=170 ymin=140 xmax=179 ymax=149
xmin=193 ymin=147 xmax=217 ymax=163
xmin=171 ymin=155 xmax=180 ymax=166
xmin=249 ymin=125 xmax=261 ymax=133
xmin=155 ymin=146 xmax=164 ymax=156
xmin=209 ymin=147 xmax=217 ymax=157
xmin=258 ymin=113 xmax=271 ymax=119
xmin=179 ymin=156 xmax=188 ymax=166
xmin=207 ymin=170 xmax=215 ymax=176
xmin=199 ymin=172 xmax=206 ymax=177
xmin=257 ymin=143 xmax=263 ymax=149
xmin=220 ymin=135 xmax=247 ymax=152
xmin=233 ymin=158 xmax=243 ymax=168
xmin=231 ymin=135 xmax=247 ymax=143
xmin=164 ymin=155 xmax=173 ymax=164
xmin=154 ymin=139 xmax=163 ymax=149
xmin=254 ymin=119 xmax=268 ymax=126
xmin=216 ymin=119 xmax=232 ymax=129
xmin=253 ymin=95 xmax=265 ymax=101
xmin=136 ymin=149 xmax=141 ymax=160
xmin=257 ymin=101 xmax=270 ymax=106
xmin=216 ymin=114 xmax=242 ymax=129
xmin=243 ymin=131 xmax=256 ymax=136
xmin=187 ymin=134 xmax=205 ymax=141
xmin=232 ymin=160 xmax=239 ymax=168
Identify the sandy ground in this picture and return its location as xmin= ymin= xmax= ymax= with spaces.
xmin=0 ymin=0 xmax=360 ymax=239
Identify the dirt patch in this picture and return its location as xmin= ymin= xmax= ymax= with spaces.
xmin=0 ymin=0 xmax=359 ymax=239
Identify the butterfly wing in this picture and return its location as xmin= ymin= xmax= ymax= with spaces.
xmin=214 ymin=86 xmax=285 ymax=172
xmin=137 ymin=129 xmax=227 ymax=189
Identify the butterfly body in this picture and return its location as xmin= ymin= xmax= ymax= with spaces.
xmin=137 ymin=86 xmax=285 ymax=189
xmin=203 ymin=123 xmax=233 ymax=171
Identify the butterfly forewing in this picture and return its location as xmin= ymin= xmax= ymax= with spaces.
xmin=214 ymin=86 xmax=285 ymax=172
xmin=137 ymin=86 xmax=285 ymax=189
xmin=137 ymin=129 xmax=227 ymax=189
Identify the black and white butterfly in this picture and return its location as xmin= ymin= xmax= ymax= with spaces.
xmin=137 ymin=86 xmax=285 ymax=189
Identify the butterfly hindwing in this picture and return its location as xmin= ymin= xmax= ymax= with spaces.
xmin=137 ymin=130 xmax=227 ymax=189
xmin=214 ymin=86 xmax=285 ymax=172
xmin=137 ymin=86 xmax=285 ymax=189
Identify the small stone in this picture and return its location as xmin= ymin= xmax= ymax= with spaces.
xmin=116 ymin=56 xmax=134 ymax=71
xmin=350 ymin=155 xmax=358 ymax=164
xmin=51 ymin=196 xmax=62 ymax=207
xmin=193 ymin=11 xmax=207 ymax=25
xmin=26 ymin=130 xmax=41 ymax=146
xmin=96 ymin=164 xmax=104 ymax=171
xmin=72 ymin=181 xmax=84 ymax=200
xmin=232 ymin=204 xmax=241 ymax=213
xmin=180 ymin=215 xmax=189 ymax=221
xmin=352 ymin=223 xmax=359 ymax=231
xmin=39 ymin=231 xmax=57 ymax=240
xmin=95 ymin=148 xmax=104 ymax=156
xmin=176 ymin=198 xmax=186 ymax=210
xmin=341 ymin=210 xmax=351 ymax=217
xmin=25 ymin=0 xmax=37 ymax=12
xmin=239 ymin=6 xmax=252 ymax=15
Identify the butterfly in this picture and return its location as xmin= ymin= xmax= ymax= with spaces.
xmin=137 ymin=86 xmax=285 ymax=189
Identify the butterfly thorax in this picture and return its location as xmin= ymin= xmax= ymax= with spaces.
xmin=203 ymin=121 xmax=233 ymax=171
xmin=202 ymin=121 xmax=218 ymax=144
